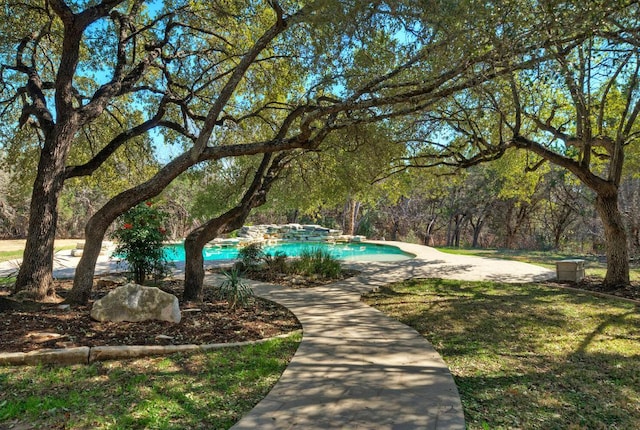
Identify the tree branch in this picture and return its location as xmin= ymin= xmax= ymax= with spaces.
xmin=65 ymin=100 xmax=170 ymax=178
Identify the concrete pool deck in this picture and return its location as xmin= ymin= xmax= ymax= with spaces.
xmin=354 ymin=241 xmax=556 ymax=283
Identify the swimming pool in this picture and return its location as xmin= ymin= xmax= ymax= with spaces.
xmin=164 ymin=241 xmax=414 ymax=262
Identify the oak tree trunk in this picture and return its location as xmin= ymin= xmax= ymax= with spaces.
xmin=13 ymin=132 xmax=74 ymax=300
xmin=184 ymin=153 xmax=279 ymax=301
xmin=183 ymin=205 xmax=255 ymax=302
xmin=471 ymin=217 xmax=485 ymax=248
xmin=183 ymin=231 xmax=209 ymax=302
xmin=595 ymin=191 xmax=630 ymax=286
xmin=65 ymin=213 xmax=112 ymax=304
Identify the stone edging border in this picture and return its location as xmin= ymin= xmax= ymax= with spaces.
xmin=0 ymin=330 xmax=302 ymax=367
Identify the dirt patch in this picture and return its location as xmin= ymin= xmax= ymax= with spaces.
xmin=543 ymin=277 xmax=640 ymax=303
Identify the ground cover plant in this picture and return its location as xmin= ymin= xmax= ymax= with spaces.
xmin=0 ymin=333 xmax=301 ymax=429
xmin=363 ymin=279 xmax=640 ymax=429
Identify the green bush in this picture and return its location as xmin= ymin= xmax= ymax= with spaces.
xmin=218 ymin=267 xmax=254 ymax=309
xmin=111 ymin=202 xmax=173 ymax=284
xmin=292 ymin=247 xmax=342 ymax=278
xmin=263 ymin=251 xmax=289 ymax=274
xmin=237 ymin=243 xmax=264 ymax=269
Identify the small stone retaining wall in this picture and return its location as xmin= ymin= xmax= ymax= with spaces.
xmin=0 ymin=332 xmax=301 ymax=367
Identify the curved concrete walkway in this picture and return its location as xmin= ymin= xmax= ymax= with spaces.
xmin=227 ymin=242 xmax=555 ymax=429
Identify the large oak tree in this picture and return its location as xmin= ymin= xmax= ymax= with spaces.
xmin=404 ymin=2 xmax=640 ymax=286
xmin=1 ymin=0 xmax=189 ymax=299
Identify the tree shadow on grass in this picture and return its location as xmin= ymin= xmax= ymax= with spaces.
xmin=453 ymin=349 xmax=639 ymax=429
xmin=363 ymin=278 xmax=640 ymax=429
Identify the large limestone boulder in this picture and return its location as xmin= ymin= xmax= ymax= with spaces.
xmin=91 ymin=283 xmax=181 ymax=323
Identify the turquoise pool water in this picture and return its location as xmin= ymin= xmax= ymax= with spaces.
xmin=164 ymin=241 xmax=414 ymax=262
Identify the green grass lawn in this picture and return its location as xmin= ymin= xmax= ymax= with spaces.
xmin=363 ymin=279 xmax=640 ymax=430
xmin=0 ymin=333 xmax=301 ymax=429
xmin=0 ymin=250 xmax=25 ymax=264
xmin=0 ymin=245 xmax=77 ymax=263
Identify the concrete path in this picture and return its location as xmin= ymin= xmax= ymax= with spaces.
xmin=228 ymin=242 xmax=554 ymax=429
xmin=227 ymin=277 xmax=464 ymax=430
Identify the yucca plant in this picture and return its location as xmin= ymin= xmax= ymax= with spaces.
xmin=218 ymin=267 xmax=254 ymax=309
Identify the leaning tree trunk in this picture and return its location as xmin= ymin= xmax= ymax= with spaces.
xmin=14 ymin=133 xmax=74 ymax=300
xmin=184 ymin=153 xmax=280 ymax=300
xmin=67 ymin=153 xmax=200 ymax=304
xmin=595 ymin=191 xmax=630 ymax=287
xmin=183 ymin=202 xmax=267 ymax=301
xmin=66 ymin=141 xmax=296 ymax=304
xmin=183 ymin=229 xmax=209 ymax=302
xmin=65 ymin=212 xmax=114 ymax=304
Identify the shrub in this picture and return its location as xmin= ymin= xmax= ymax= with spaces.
xmin=292 ymin=247 xmax=342 ymax=278
xmin=263 ymin=251 xmax=289 ymax=275
xmin=237 ymin=243 xmax=264 ymax=269
xmin=111 ymin=202 xmax=173 ymax=284
xmin=218 ymin=267 xmax=254 ymax=309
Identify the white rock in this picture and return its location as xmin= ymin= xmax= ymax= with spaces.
xmin=90 ymin=283 xmax=181 ymax=323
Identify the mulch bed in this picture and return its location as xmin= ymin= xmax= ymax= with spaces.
xmin=0 ymin=278 xmax=301 ymax=354
xmin=543 ymin=276 xmax=640 ymax=302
